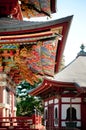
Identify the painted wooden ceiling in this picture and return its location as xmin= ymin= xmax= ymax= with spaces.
xmin=0 ymin=0 xmax=57 ymax=20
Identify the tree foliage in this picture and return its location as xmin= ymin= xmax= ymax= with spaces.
xmin=16 ymin=79 xmax=43 ymax=116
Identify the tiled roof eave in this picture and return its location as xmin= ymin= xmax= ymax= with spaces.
xmin=0 ymin=15 xmax=73 ymax=35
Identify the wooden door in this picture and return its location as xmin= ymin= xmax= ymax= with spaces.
xmin=46 ymin=104 xmax=54 ymax=130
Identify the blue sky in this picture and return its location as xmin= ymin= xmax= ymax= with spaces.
xmin=30 ymin=0 xmax=86 ymax=65
xmin=56 ymin=0 xmax=86 ymax=65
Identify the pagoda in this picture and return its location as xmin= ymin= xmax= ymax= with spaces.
xmin=0 ymin=0 xmax=73 ymax=85
xmin=30 ymin=45 xmax=86 ymax=130
xmin=0 ymin=0 xmax=73 ymax=124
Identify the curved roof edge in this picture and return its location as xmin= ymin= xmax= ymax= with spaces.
xmin=0 ymin=15 xmax=73 ymax=35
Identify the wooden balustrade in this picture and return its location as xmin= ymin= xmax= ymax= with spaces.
xmin=0 ymin=115 xmax=45 ymax=130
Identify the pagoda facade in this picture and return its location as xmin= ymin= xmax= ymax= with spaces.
xmin=0 ymin=1 xmax=74 ymax=128
xmin=0 ymin=15 xmax=73 ymax=85
xmin=30 ymin=45 xmax=86 ymax=130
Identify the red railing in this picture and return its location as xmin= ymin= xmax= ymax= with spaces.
xmin=0 ymin=115 xmax=45 ymax=130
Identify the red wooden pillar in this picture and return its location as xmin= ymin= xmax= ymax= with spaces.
xmin=32 ymin=114 xmax=37 ymax=129
xmin=81 ymin=97 xmax=86 ymax=130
